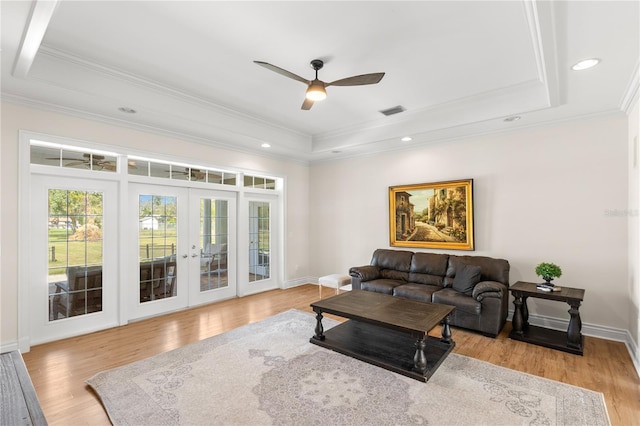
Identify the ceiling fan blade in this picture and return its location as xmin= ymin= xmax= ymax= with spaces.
xmin=254 ymin=61 xmax=310 ymax=85
xmin=63 ymin=161 xmax=87 ymax=167
xmin=301 ymin=97 xmax=314 ymax=110
xmin=327 ymin=72 xmax=385 ymax=87
xmin=47 ymin=157 xmax=85 ymax=161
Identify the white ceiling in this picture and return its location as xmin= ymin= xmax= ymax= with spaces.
xmin=2 ymin=1 xmax=638 ymax=163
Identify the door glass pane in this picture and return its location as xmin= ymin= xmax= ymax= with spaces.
xmin=200 ymin=199 xmax=229 ymax=291
xmin=48 ymin=189 xmax=103 ymax=321
xmin=248 ymin=201 xmax=270 ymax=282
xmin=138 ymin=195 xmax=177 ymax=303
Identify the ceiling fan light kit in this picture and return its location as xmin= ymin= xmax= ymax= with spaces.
xmin=254 ymin=59 xmax=384 ymax=110
xmin=305 ymin=81 xmax=326 ymax=101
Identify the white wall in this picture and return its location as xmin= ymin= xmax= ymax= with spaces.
xmin=0 ymin=102 xmax=311 ymax=348
xmin=310 ymin=113 xmax=629 ymax=331
xmin=1 ymin=101 xmax=634 ymax=349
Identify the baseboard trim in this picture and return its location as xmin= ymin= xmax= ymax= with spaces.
xmin=625 ymin=333 xmax=640 ymax=377
xmin=283 ymin=277 xmax=315 ymax=289
xmin=0 ymin=342 xmax=20 ymax=354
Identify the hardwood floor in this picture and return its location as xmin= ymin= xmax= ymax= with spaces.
xmin=22 ymin=285 xmax=639 ymax=425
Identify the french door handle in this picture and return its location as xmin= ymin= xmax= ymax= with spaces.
xmin=191 ymin=253 xmax=198 ymax=258
xmin=182 ymin=254 xmax=188 ymax=259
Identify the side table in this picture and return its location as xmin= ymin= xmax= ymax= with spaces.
xmin=509 ymin=281 xmax=585 ymax=355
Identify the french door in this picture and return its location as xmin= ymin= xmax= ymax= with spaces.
xmin=28 ymin=178 xmax=275 ymax=342
xmin=188 ymin=188 xmax=237 ymax=305
xmin=238 ymin=193 xmax=279 ymax=296
xmin=128 ymin=184 xmax=236 ymax=320
xmin=29 ymin=175 xmax=119 ymax=344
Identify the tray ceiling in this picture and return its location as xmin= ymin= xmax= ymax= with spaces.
xmin=2 ymin=1 xmax=638 ymax=162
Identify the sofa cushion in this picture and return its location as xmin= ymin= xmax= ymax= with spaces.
xmin=410 ymin=253 xmax=449 ymax=275
xmin=445 ymin=255 xmax=510 ymax=287
xmin=408 ymin=253 xmax=448 ymax=286
xmin=380 ymin=269 xmax=410 ymax=282
xmin=452 ymin=263 xmax=482 ymax=296
xmin=393 ymin=283 xmax=441 ymax=303
xmin=371 ymin=249 xmax=413 ymax=272
xmin=432 ymin=288 xmax=481 ymax=315
xmin=361 ymin=279 xmax=403 ymax=295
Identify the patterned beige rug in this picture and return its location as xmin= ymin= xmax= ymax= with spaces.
xmin=87 ymin=310 xmax=610 ymax=425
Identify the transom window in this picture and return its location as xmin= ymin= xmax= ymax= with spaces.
xmin=244 ymin=175 xmax=276 ymax=190
xmin=128 ymin=156 xmax=237 ymax=185
xmin=31 ymin=142 xmax=118 ymax=173
xmin=29 ymin=141 xmax=240 ymax=186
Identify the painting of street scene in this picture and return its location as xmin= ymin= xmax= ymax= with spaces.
xmin=389 ymin=179 xmax=474 ymax=250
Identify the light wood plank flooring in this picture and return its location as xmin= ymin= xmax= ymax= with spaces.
xmin=22 ymin=285 xmax=639 ymax=425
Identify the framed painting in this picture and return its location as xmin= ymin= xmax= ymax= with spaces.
xmin=389 ymin=179 xmax=474 ymax=250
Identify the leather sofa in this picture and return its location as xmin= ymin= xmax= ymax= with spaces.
xmin=349 ymin=249 xmax=510 ymax=337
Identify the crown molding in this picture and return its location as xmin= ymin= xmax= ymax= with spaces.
xmin=37 ymin=45 xmax=310 ymax=141
xmin=2 ymin=94 xmax=312 ymax=165
xmin=621 ymin=61 xmax=640 ymax=114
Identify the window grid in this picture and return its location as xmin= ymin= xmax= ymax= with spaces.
xmin=244 ymin=175 xmax=276 ymax=190
xmin=48 ymin=190 xmax=104 ymax=321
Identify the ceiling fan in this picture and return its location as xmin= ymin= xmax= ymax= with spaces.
xmin=254 ymin=59 xmax=385 ymax=110
xmin=167 ymin=168 xmax=206 ymax=181
xmin=47 ymin=153 xmax=135 ymax=171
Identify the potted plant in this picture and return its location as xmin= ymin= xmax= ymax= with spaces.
xmin=535 ymin=262 xmax=562 ymax=286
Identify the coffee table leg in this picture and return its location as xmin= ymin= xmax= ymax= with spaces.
xmin=413 ymin=338 xmax=427 ymax=374
xmin=313 ymin=310 xmax=325 ymax=341
xmin=441 ymin=315 xmax=452 ymax=344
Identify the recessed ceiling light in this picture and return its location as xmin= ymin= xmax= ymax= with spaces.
xmin=571 ymin=58 xmax=600 ymax=71
xmin=503 ymin=116 xmax=521 ymax=122
xmin=261 ymin=143 xmax=271 ymax=148
xmin=118 ymin=107 xmax=137 ymax=114
xmin=331 ymin=150 xmax=341 ymax=154
xmin=401 ymin=136 xmax=413 ymax=142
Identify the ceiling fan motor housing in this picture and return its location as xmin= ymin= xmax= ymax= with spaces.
xmin=310 ymin=59 xmax=324 ymax=71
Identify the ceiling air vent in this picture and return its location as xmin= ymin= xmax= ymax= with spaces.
xmin=379 ymin=105 xmax=406 ymax=116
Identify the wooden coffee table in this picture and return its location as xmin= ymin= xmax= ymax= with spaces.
xmin=310 ymin=290 xmax=455 ymax=382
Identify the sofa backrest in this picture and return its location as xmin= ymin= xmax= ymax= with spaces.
xmin=408 ymin=253 xmax=448 ymax=286
xmin=445 ymin=255 xmax=510 ymax=287
xmin=371 ymin=249 xmax=413 ymax=281
xmin=368 ymin=249 xmax=509 ymax=287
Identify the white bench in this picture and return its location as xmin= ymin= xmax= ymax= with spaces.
xmin=318 ymin=274 xmax=352 ymax=292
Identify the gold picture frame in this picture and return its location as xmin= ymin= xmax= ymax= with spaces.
xmin=389 ymin=179 xmax=474 ymax=250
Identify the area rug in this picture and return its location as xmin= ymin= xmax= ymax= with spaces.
xmin=87 ymin=310 xmax=610 ymax=425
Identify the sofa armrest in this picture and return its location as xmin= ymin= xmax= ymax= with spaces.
xmin=349 ymin=265 xmax=380 ymax=282
xmin=472 ymin=281 xmax=506 ymax=301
